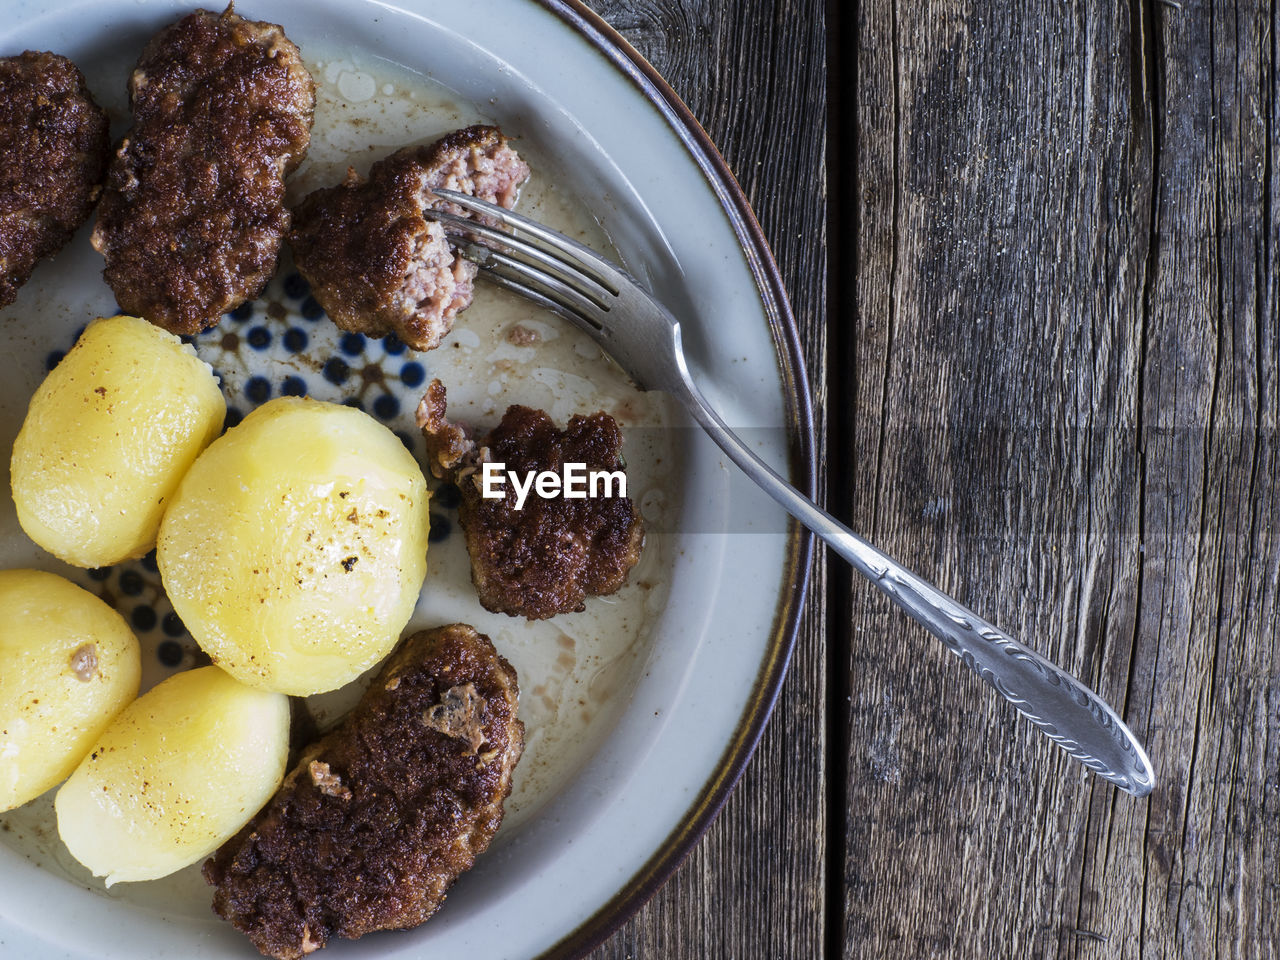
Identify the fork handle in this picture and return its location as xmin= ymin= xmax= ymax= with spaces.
xmin=675 ymin=379 xmax=1155 ymax=797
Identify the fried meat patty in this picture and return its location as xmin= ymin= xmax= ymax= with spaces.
xmin=91 ymin=6 xmax=315 ymax=334
xmin=0 ymin=52 xmax=109 ymax=309
xmin=205 ymin=624 xmax=523 ymax=960
xmin=288 ymin=125 xmax=529 ymax=352
xmin=418 ymin=379 xmax=644 ymax=619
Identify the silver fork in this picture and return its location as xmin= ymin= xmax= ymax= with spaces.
xmin=429 ymin=187 xmax=1156 ymax=798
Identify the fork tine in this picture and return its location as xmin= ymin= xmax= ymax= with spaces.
xmin=452 ymin=240 xmax=608 ymax=333
xmin=430 ymin=188 xmax=626 ymax=296
xmin=477 ymin=267 xmax=592 ymax=329
xmin=430 ymin=208 xmax=614 ymax=311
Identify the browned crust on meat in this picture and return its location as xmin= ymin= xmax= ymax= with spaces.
xmin=417 ymin=379 xmax=644 ymax=619
xmin=90 ymin=6 xmax=315 ymax=334
xmin=288 ymin=124 xmax=529 ymax=351
xmin=0 ymin=52 xmax=109 ymax=309
xmin=204 ymin=624 xmax=523 ymax=960
xmin=416 ymin=378 xmax=476 ymax=478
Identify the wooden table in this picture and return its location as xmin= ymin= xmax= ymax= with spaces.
xmin=583 ymin=1 xmax=1278 ymax=958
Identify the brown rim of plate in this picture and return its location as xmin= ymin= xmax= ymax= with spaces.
xmin=527 ymin=2 xmax=818 ymax=958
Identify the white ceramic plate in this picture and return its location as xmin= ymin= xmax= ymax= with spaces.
xmin=0 ymin=2 xmax=813 ymax=957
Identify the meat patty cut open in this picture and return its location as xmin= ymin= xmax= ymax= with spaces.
xmin=205 ymin=624 xmax=523 ymax=960
xmin=0 ymin=51 xmax=109 ymax=309
xmin=288 ymin=125 xmax=529 ymax=352
xmin=417 ymin=379 xmax=645 ymax=619
xmin=90 ymin=5 xmax=315 ymax=334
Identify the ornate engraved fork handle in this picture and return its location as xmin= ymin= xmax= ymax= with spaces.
xmin=676 ymin=374 xmax=1155 ymax=797
xmin=848 ymin=554 xmax=1154 ymax=796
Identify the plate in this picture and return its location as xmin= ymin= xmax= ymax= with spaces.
xmin=0 ymin=1 xmax=814 ymax=957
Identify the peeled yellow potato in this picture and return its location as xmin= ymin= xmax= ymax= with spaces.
xmin=158 ymin=396 xmax=429 ymax=696
xmin=55 ymin=665 xmax=288 ymax=885
xmin=0 ymin=570 xmax=140 ymax=812
xmin=10 ymin=314 xmax=225 ymax=568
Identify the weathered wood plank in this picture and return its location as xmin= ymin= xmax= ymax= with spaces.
xmin=1125 ymin=0 xmax=1279 ymax=955
xmin=844 ymin=1 xmax=1150 ymax=956
xmin=581 ymin=1 xmax=828 ymax=958
xmin=842 ymin=0 xmax=1279 ymax=957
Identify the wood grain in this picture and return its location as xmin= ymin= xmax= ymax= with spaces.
xmin=840 ymin=0 xmax=1279 ymax=957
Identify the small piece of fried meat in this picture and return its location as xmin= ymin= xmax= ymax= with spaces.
xmin=0 ymin=52 xmax=109 ymax=309
xmin=288 ymin=125 xmax=529 ymax=351
xmin=91 ymin=6 xmax=315 ymax=333
xmin=204 ymin=624 xmax=523 ymax=960
xmin=417 ymin=379 xmax=644 ymax=619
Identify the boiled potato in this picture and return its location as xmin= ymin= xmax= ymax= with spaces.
xmin=158 ymin=397 xmax=429 ymax=696
xmin=0 ymin=570 xmax=140 ymax=812
xmin=55 ymin=665 xmax=288 ymax=885
xmin=11 ymin=314 xmax=225 ymax=568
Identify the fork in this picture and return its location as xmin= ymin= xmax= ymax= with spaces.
xmin=428 ymin=187 xmax=1156 ymax=798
